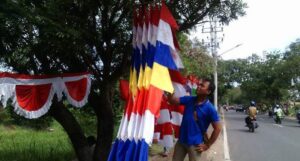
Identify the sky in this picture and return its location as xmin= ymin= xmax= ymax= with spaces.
xmin=192 ymin=0 xmax=300 ymax=60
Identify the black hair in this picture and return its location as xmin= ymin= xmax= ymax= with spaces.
xmin=203 ymin=78 xmax=215 ymax=95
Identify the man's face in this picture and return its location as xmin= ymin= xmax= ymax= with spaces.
xmin=196 ymin=81 xmax=211 ymax=96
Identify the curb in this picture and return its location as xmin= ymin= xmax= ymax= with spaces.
xmin=222 ymin=111 xmax=231 ymax=161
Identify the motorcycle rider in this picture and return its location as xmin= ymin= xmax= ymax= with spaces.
xmin=274 ymin=104 xmax=284 ymax=124
xmin=245 ymin=101 xmax=257 ymax=126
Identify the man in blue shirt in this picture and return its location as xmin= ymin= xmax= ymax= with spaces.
xmin=168 ymin=78 xmax=222 ymax=161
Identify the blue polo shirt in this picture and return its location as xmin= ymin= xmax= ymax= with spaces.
xmin=178 ymin=96 xmax=220 ymax=145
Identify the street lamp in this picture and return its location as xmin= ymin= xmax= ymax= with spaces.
xmin=213 ymin=43 xmax=243 ymax=111
xmin=217 ymin=44 xmax=243 ymax=58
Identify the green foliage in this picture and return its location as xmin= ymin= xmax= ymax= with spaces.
xmin=221 ymin=87 xmax=242 ymax=104
xmin=69 ymin=108 xmax=97 ymax=137
xmin=219 ymin=39 xmax=300 ymax=106
xmin=178 ymin=33 xmax=214 ymax=78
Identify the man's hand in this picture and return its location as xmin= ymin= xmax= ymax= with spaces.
xmin=196 ymin=143 xmax=210 ymax=152
xmin=166 ymin=92 xmax=180 ymax=105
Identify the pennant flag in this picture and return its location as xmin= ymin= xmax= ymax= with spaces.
xmin=150 ymin=2 xmax=179 ymax=93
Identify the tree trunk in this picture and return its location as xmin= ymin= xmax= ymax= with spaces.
xmin=49 ymin=100 xmax=93 ymax=161
xmin=90 ymin=84 xmax=114 ymax=161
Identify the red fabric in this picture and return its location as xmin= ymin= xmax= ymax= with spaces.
xmin=65 ymin=78 xmax=87 ymax=101
xmin=160 ymin=1 xmax=179 ymax=30
xmin=155 ymin=122 xmax=173 ymax=139
xmin=169 ymin=69 xmax=186 ymax=84
xmin=160 ymin=96 xmax=169 ymax=110
xmin=172 ymin=125 xmax=181 ymax=138
xmin=125 ymin=93 xmax=134 ymax=119
xmin=172 ymin=29 xmax=181 ymax=50
xmin=144 ymin=7 xmax=150 ymax=27
xmin=171 ymin=104 xmax=185 ymax=114
xmin=119 ymin=80 xmax=129 ymax=101
xmin=146 ymin=85 xmax=163 ymax=117
xmin=16 ymin=84 xmax=51 ymax=111
xmin=138 ymin=6 xmax=144 ymax=26
xmin=151 ymin=5 xmax=160 ymax=26
xmin=187 ymin=74 xmax=200 ymax=85
xmin=159 ymin=122 xmax=173 ymax=139
xmin=135 ymin=88 xmax=146 ymax=115
xmin=134 ymin=10 xmax=138 ymax=27
xmin=0 ymin=72 xmax=90 ymax=79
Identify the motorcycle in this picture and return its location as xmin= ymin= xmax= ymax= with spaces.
xmin=245 ymin=116 xmax=258 ymax=132
xmin=274 ymin=112 xmax=283 ymax=124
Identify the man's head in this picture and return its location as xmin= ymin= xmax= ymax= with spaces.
xmin=196 ymin=78 xmax=215 ymax=97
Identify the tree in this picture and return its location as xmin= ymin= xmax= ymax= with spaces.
xmin=219 ymin=52 xmax=292 ymax=106
xmin=178 ymin=34 xmax=214 ymax=77
xmin=282 ymin=39 xmax=300 ymax=102
xmin=0 ymin=0 xmax=247 ymax=160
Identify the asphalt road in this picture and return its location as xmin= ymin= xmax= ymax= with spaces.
xmin=224 ymin=110 xmax=300 ymax=161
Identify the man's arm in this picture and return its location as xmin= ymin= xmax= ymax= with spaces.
xmin=197 ymin=121 xmax=222 ymax=152
xmin=166 ymin=93 xmax=180 ymax=105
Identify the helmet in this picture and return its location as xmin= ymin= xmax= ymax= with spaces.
xmin=250 ymin=101 xmax=256 ymax=106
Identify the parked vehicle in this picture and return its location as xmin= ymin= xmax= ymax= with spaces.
xmin=236 ymin=105 xmax=245 ymax=112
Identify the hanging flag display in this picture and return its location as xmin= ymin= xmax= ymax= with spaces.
xmin=108 ymin=1 xmax=184 ymax=161
xmin=153 ymin=69 xmax=187 ymax=149
xmin=0 ymin=72 xmax=91 ymax=119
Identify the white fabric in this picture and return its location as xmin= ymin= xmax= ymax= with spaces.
xmin=142 ymin=109 xmax=155 ymax=144
xmin=127 ymin=112 xmax=138 ymax=140
xmin=142 ymin=22 xmax=148 ymax=48
xmin=136 ymin=25 xmax=143 ymax=52
xmin=0 ymin=84 xmax=15 ymax=107
xmin=118 ymin=113 xmax=130 ymax=141
xmin=171 ymin=49 xmax=184 ymax=69
xmin=171 ymin=111 xmax=183 ymax=126
xmin=12 ymin=85 xmax=55 ymax=119
xmin=157 ymin=109 xmax=171 ymax=124
xmin=156 ymin=20 xmax=175 ymax=51
xmin=172 ymin=82 xmax=187 ymax=98
xmin=62 ymin=74 xmax=91 ymax=108
xmin=150 ymin=25 xmax=158 ymax=46
xmin=0 ymin=73 xmax=91 ymax=119
xmin=132 ymin=26 xmax=137 ymax=48
xmin=160 ymin=135 xmax=174 ymax=148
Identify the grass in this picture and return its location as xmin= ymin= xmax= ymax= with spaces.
xmin=0 ymin=106 xmax=121 ymax=161
xmin=0 ymin=121 xmax=75 ymax=161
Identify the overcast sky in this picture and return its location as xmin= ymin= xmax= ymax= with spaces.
xmin=192 ymin=0 xmax=300 ymax=60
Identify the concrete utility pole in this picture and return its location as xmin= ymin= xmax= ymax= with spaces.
xmin=202 ymin=17 xmax=223 ymax=111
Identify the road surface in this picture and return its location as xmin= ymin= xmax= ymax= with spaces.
xmin=224 ymin=111 xmax=300 ymax=161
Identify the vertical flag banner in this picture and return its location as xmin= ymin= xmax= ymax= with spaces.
xmin=108 ymin=1 xmax=184 ymax=161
